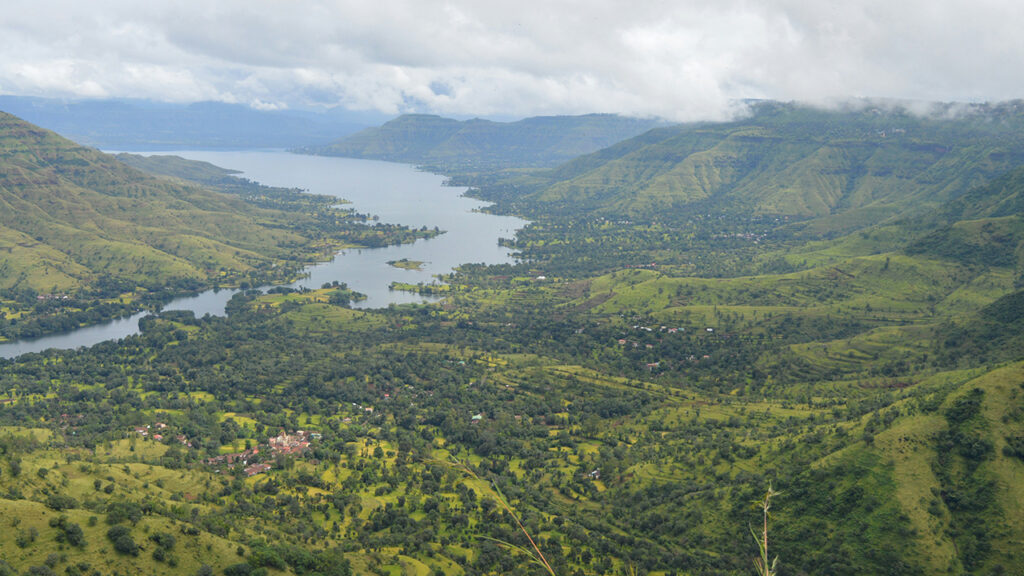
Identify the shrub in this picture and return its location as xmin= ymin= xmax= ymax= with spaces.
xmin=44 ymin=493 xmax=78 ymax=511
xmin=150 ymin=531 xmax=177 ymax=550
xmin=105 ymin=500 xmax=142 ymax=525
xmin=51 ymin=516 xmax=86 ymax=547
xmin=106 ymin=525 xmax=139 ymax=556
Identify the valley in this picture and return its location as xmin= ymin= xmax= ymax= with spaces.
xmin=0 ymin=105 xmax=1022 ymax=576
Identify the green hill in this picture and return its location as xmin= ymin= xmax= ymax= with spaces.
xmin=0 ymin=111 xmax=329 ymax=293
xmin=301 ymin=113 xmax=663 ymax=172
xmin=523 ymin=102 xmax=1024 ymax=225
xmin=927 ymin=164 xmax=1024 ymax=223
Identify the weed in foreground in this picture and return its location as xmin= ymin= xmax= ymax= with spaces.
xmin=751 ymin=484 xmax=781 ymax=576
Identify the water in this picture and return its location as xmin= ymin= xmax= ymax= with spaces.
xmin=0 ymin=151 xmax=527 ymax=358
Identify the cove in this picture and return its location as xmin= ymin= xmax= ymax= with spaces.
xmin=0 ymin=151 xmax=527 ymax=359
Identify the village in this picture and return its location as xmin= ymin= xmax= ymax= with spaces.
xmin=617 ymin=323 xmax=716 ymax=371
xmin=131 ymin=423 xmax=322 ymax=477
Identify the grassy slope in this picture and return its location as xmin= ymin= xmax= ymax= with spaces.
xmin=0 ymin=432 xmax=274 ymax=575
xmin=528 ymin=102 xmax=1024 ymax=222
xmin=870 ymin=363 xmax=1024 ymax=573
xmin=0 ymin=112 xmax=331 ymax=293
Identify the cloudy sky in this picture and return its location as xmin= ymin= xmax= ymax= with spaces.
xmin=2 ymin=0 xmax=1022 ymax=121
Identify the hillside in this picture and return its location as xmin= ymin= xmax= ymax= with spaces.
xmin=301 ymin=113 xmax=663 ymax=172
xmin=0 ymin=112 xmax=315 ymax=291
xmin=515 ymin=102 xmax=1024 ymax=226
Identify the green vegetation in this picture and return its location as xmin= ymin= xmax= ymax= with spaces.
xmin=388 ymin=259 xmax=427 ymax=271
xmin=2 ymin=102 xmax=1024 ymax=575
xmin=390 ymin=281 xmax=451 ymax=296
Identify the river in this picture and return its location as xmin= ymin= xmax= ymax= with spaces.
xmin=0 ymin=151 xmax=527 ymax=359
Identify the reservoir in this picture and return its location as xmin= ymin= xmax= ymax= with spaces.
xmin=0 ymin=151 xmax=527 ymax=358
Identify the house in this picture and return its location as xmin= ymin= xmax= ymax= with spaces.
xmin=269 ymin=432 xmax=311 ymax=455
xmin=205 ymin=447 xmax=260 ymax=467
xmin=244 ymin=463 xmax=272 ymax=477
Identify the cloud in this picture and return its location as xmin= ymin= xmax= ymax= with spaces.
xmin=2 ymin=0 xmax=1023 ymax=121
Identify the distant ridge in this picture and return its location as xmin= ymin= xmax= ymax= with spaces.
xmin=517 ymin=101 xmax=1024 ymax=223
xmin=300 ymin=113 xmax=664 ymax=171
xmin=0 ymin=96 xmax=388 ymax=150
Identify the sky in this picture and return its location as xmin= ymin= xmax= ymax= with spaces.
xmin=2 ymin=0 xmax=1023 ymax=121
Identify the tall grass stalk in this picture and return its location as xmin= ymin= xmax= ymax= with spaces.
xmin=751 ymin=483 xmax=780 ymax=576
xmin=444 ymin=456 xmax=557 ymax=576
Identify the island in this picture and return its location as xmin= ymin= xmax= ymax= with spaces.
xmin=386 ymin=258 xmax=427 ymax=271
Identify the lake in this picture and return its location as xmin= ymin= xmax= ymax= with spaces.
xmin=0 ymin=151 xmax=527 ymax=359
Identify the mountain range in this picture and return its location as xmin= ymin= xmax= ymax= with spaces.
xmin=0 ymin=96 xmax=389 ymax=150
xmin=302 ymin=113 xmax=664 ymax=171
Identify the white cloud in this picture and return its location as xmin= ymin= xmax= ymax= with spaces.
xmin=2 ymin=0 xmax=1023 ymax=120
